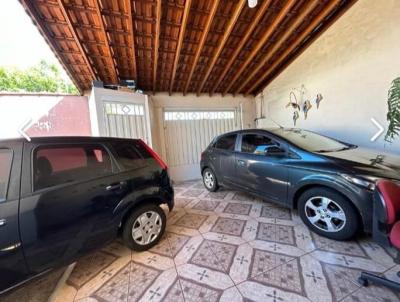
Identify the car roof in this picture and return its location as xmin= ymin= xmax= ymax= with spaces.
xmin=0 ymin=136 xmax=141 ymax=144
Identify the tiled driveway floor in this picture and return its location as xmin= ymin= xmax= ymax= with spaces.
xmin=54 ymin=180 xmax=400 ymax=302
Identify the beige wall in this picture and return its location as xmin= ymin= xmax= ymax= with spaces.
xmin=256 ymin=0 xmax=400 ymax=153
xmin=150 ymin=93 xmax=255 ymax=156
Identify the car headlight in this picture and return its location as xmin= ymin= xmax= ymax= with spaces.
xmin=340 ymin=174 xmax=377 ymax=191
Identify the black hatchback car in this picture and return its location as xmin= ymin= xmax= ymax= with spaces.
xmin=0 ymin=136 xmax=173 ymax=293
xmin=200 ymin=128 xmax=400 ymax=240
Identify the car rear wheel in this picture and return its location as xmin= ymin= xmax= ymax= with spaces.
xmin=203 ymin=168 xmax=218 ymax=192
xmin=298 ymin=188 xmax=359 ymax=240
xmin=122 ymin=204 xmax=166 ymax=251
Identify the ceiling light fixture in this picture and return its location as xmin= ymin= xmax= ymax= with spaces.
xmin=248 ymin=0 xmax=257 ymax=8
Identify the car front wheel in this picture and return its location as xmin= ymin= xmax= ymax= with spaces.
xmin=298 ymin=188 xmax=359 ymax=240
xmin=122 ymin=204 xmax=166 ymax=251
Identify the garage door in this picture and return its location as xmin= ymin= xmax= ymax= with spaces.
xmin=103 ymin=102 xmax=150 ymax=144
xmin=164 ymin=110 xmax=240 ymax=180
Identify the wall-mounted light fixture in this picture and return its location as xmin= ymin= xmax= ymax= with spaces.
xmin=248 ymin=0 xmax=257 ymax=8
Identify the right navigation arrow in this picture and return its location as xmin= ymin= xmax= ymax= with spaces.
xmin=370 ymin=118 xmax=384 ymax=142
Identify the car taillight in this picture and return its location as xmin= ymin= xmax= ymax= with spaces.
xmin=138 ymin=139 xmax=168 ymax=170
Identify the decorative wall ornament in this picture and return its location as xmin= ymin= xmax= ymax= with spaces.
xmin=303 ymin=100 xmax=312 ymax=119
xmin=285 ymin=84 xmax=323 ymax=125
xmin=315 ymin=93 xmax=323 ymax=109
xmin=293 ymin=111 xmax=299 ymax=126
xmin=285 ymin=91 xmax=300 ymax=110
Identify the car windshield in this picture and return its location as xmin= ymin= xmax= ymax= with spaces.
xmin=271 ymin=129 xmax=356 ymax=153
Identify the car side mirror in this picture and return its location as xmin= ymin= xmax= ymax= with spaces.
xmin=265 ymin=145 xmax=286 ymax=157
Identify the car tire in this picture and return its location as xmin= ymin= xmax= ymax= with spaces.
xmin=122 ymin=204 xmax=166 ymax=251
xmin=298 ymin=187 xmax=360 ymax=240
xmin=202 ymin=168 xmax=219 ymax=192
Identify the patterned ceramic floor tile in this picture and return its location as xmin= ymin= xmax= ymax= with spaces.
xmin=173 ymin=212 xmax=209 ymax=229
xmin=48 ymin=181 xmax=396 ymax=302
xmin=256 ymin=222 xmax=296 ymax=245
xmin=67 ymin=251 xmax=118 ymax=289
xmin=223 ymin=202 xmax=252 ymax=215
xmin=211 ymin=217 xmax=246 ymax=236
xmin=260 ymin=205 xmax=292 ymax=220
xmin=174 ymin=197 xmax=194 ymax=208
xmin=311 ymin=232 xmax=368 ymax=257
xmin=192 ymin=199 xmax=220 ymax=211
xmin=181 ymin=189 xmax=205 ymax=198
xmin=232 ymin=191 xmax=255 ymax=202
xmin=205 ymin=191 xmax=230 ymax=200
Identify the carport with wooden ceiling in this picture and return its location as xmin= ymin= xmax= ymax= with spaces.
xmin=18 ymin=0 xmax=356 ymax=181
xmin=19 ymin=0 xmax=355 ymax=96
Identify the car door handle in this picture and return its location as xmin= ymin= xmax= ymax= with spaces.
xmin=237 ymin=160 xmax=246 ymax=166
xmin=0 ymin=219 xmax=6 ymax=227
xmin=106 ymin=181 xmax=127 ymax=191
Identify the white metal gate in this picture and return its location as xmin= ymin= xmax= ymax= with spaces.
xmin=163 ymin=109 xmax=239 ymax=180
xmin=103 ymin=102 xmax=149 ymax=144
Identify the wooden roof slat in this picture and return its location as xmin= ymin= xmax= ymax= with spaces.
xmin=196 ymin=0 xmax=246 ymax=95
xmin=235 ymin=0 xmax=320 ymax=94
xmin=126 ymin=0 xmax=138 ymax=81
xmin=222 ymin=0 xmax=297 ymax=95
xmin=56 ymin=0 xmax=97 ymax=80
xmin=169 ymin=0 xmax=192 ymax=95
xmin=94 ymin=0 xmax=118 ymax=83
xmin=153 ymin=0 xmax=162 ymax=93
xmin=183 ymin=0 xmax=220 ymax=95
xmin=210 ymin=0 xmax=272 ymax=95
xmin=247 ymin=0 xmax=342 ymax=94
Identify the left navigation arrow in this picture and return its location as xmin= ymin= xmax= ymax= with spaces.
xmin=18 ymin=118 xmax=32 ymax=142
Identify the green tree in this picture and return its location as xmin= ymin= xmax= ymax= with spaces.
xmin=0 ymin=60 xmax=79 ymax=94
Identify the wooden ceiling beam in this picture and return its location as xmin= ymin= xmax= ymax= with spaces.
xmin=169 ymin=0 xmax=192 ymax=95
xmin=222 ymin=0 xmax=297 ymax=95
xmin=196 ymin=0 xmax=246 ymax=95
xmin=183 ymin=0 xmax=220 ymax=95
xmin=153 ymin=0 xmax=162 ymax=94
xmin=126 ymin=0 xmax=138 ymax=81
xmin=235 ymin=0 xmax=320 ymax=95
xmin=19 ymin=0 xmax=87 ymax=93
xmin=94 ymin=0 xmax=119 ymax=84
xmin=247 ymin=0 xmax=342 ymax=94
xmin=210 ymin=0 xmax=272 ymax=95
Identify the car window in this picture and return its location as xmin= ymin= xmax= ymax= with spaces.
xmin=33 ymin=144 xmax=112 ymax=190
xmin=215 ymin=134 xmax=237 ymax=151
xmin=241 ymin=134 xmax=281 ymax=155
xmin=0 ymin=149 xmax=13 ymax=201
xmin=111 ymin=142 xmax=147 ymax=170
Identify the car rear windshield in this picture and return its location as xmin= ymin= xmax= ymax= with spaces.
xmin=274 ymin=129 xmax=351 ymax=153
xmin=0 ymin=149 xmax=12 ymax=201
xmin=111 ymin=141 xmax=150 ymax=170
xmin=33 ymin=144 xmax=112 ymax=190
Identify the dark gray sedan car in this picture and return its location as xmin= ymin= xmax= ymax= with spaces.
xmin=200 ymin=128 xmax=400 ymax=240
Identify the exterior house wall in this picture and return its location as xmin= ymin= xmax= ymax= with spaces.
xmin=0 ymin=93 xmax=91 ymax=139
xmin=256 ymin=0 xmax=400 ymax=154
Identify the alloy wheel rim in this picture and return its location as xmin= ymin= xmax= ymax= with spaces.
xmin=304 ymin=196 xmax=346 ymax=232
xmin=131 ymin=211 xmax=162 ymax=245
xmin=204 ymin=171 xmax=214 ymax=188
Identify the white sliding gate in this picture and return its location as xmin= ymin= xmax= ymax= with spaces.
xmin=103 ymin=102 xmax=150 ymax=144
xmin=163 ymin=109 xmax=240 ymax=180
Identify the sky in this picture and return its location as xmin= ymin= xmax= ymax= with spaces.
xmin=0 ymin=0 xmax=71 ymax=81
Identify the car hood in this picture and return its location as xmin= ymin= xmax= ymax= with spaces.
xmin=321 ymin=147 xmax=400 ymax=181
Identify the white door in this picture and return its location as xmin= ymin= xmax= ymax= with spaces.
xmin=164 ymin=110 xmax=240 ymax=181
xmin=103 ymin=102 xmax=150 ymax=144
